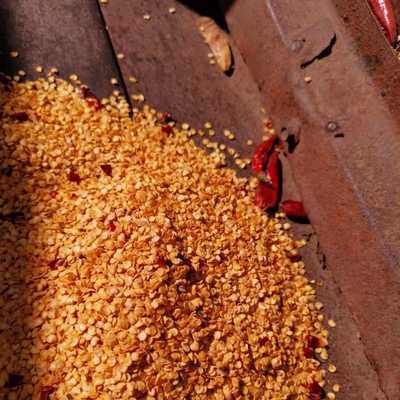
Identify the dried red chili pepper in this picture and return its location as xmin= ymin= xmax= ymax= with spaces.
xmin=287 ymin=253 xmax=302 ymax=263
xmin=100 ymin=164 xmax=112 ymax=177
xmin=254 ymin=152 xmax=280 ymax=211
xmin=303 ymin=347 xmax=314 ymax=358
xmin=367 ymin=0 xmax=397 ymax=45
xmin=67 ymin=170 xmax=81 ymax=184
xmin=80 ymin=86 xmax=104 ymax=110
xmin=0 ymin=212 xmax=24 ymax=223
xmin=251 ymin=134 xmax=279 ymax=175
xmin=50 ymin=191 xmax=58 ymax=198
xmin=11 ymin=112 xmax=29 ymax=122
xmin=259 ymin=337 xmax=269 ymax=346
xmin=280 ymin=199 xmax=308 ymax=221
xmin=40 ymin=386 xmax=55 ymax=400
xmin=47 ymin=258 xmax=65 ymax=269
xmin=5 ymin=373 xmax=24 ymax=387
xmin=162 ymin=125 xmax=172 ymax=135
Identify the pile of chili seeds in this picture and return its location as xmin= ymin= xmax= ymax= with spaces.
xmin=0 ymin=74 xmax=333 ymax=399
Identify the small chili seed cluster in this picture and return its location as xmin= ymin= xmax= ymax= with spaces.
xmin=0 ymin=76 xmax=329 ymax=399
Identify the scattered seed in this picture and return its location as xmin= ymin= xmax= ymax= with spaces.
xmin=10 ymin=51 xmax=18 ymax=58
xmin=36 ymin=66 xmax=44 ymax=73
xmin=327 ymin=393 xmax=336 ymax=400
xmin=228 ymin=133 xmax=235 ymax=140
xmin=333 ymin=384 xmax=340 ymax=392
xmin=328 ymin=319 xmax=336 ymax=327
xmin=13 ymin=76 xmax=20 ymax=82
xmin=328 ymin=364 xmax=337 ymax=373
xmin=246 ymin=139 xmax=253 ymax=146
xmin=208 ymin=129 xmax=215 ymax=136
xmin=182 ymin=123 xmax=190 ymax=130
xmin=129 ymin=76 xmax=138 ymax=83
xmin=169 ymin=7 xmax=176 ymax=14
xmin=315 ymin=302 xmax=324 ymax=310
xmin=117 ymin=53 xmax=125 ymax=60
xmin=18 ymin=70 xmax=26 ymax=76
xmin=143 ymin=14 xmax=151 ymax=20
xmin=50 ymin=67 xmax=59 ymax=74
xmin=209 ymin=59 xmax=216 ymax=65
xmin=304 ymin=76 xmax=312 ymax=83
xmin=69 ymin=74 xmax=78 ymax=81
xmin=110 ymin=77 xmax=119 ymax=85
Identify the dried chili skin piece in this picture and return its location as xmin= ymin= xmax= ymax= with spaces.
xmin=162 ymin=125 xmax=172 ymax=135
xmin=47 ymin=258 xmax=65 ymax=269
xmin=40 ymin=386 xmax=55 ymax=400
xmin=367 ymin=0 xmax=397 ymax=45
xmin=100 ymin=164 xmax=112 ymax=177
xmin=67 ymin=170 xmax=82 ymax=184
xmin=302 ymin=379 xmax=325 ymax=398
xmin=109 ymin=221 xmax=117 ymax=232
xmin=0 ymin=73 xmax=12 ymax=90
xmin=80 ymin=86 xmax=104 ymax=110
xmin=307 ymin=335 xmax=325 ymax=349
xmin=303 ymin=347 xmax=315 ymax=358
xmin=50 ymin=191 xmax=58 ymax=198
xmin=280 ymin=199 xmax=309 ymax=222
xmin=287 ymin=253 xmax=302 ymax=263
xmin=254 ymin=152 xmax=280 ymax=211
xmin=251 ymin=134 xmax=278 ymax=175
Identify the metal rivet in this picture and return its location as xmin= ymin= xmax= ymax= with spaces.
xmin=325 ymin=121 xmax=339 ymax=132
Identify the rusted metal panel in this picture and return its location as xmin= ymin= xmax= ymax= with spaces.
xmin=0 ymin=0 xmax=124 ymax=98
xmin=222 ymin=0 xmax=400 ymax=398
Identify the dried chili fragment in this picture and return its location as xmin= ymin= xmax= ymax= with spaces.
xmin=302 ymin=379 xmax=325 ymax=399
xmin=162 ymin=125 xmax=172 ymax=135
xmin=80 ymin=86 xmax=104 ymax=110
xmin=109 ymin=221 xmax=116 ymax=232
xmin=160 ymin=111 xmax=172 ymax=123
xmin=280 ymin=199 xmax=309 ymax=222
xmin=67 ymin=170 xmax=81 ymax=184
xmin=307 ymin=335 xmax=325 ymax=349
xmin=251 ymin=134 xmax=279 ymax=175
xmin=100 ymin=164 xmax=112 ymax=177
xmin=287 ymin=253 xmax=302 ymax=263
xmin=11 ymin=112 xmax=29 ymax=122
xmin=47 ymin=258 xmax=65 ymax=269
xmin=0 ymin=212 xmax=24 ymax=223
xmin=50 ymin=191 xmax=58 ymax=198
xmin=259 ymin=337 xmax=269 ymax=346
xmin=40 ymin=385 xmax=55 ymax=400
xmin=303 ymin=347 xmax=314 ymax=358
xmin=5 ymin=373 xmax=24 ymax=387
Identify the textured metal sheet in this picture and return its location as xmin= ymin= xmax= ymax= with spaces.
xmin=221 ymin=0 xmax=400 ymax=398
xmin=0 ymin=0 xmax=124 ymax=98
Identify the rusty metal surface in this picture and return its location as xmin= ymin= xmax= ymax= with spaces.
xmin=221 ymin=0 xmax=400 ymax=398
xmin=0 ymin=0 xmax=124 ymax=98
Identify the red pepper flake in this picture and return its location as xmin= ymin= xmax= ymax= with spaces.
xmin=33 ymin=112 xmax=41 ymax=121
xmin=303 ymin=347 xmax=314 ymax=358
xmin=160 ymin=111 xmax=172 ymax=123
xmin=162 ymin=125 xmax=172 ymax=135
xmin=259 ymin=337 xmax=269 ymax=346
xmin=307 ymin=335 xmax=325 ymax=349
xmin=109 ymin=221 xmax=116 ymax=232
xmin=302 ymin=379 xmax=324 ymax=397
xmin=12 ymin=112 xmax=29 ymax=122
xmin=280 ymin=200 xmax=308 ymax=221
xmin=40 ymin=386 xmax=55 ymax=400
xmin=67 ymin=170 xmax=81 ymax=184
xmin=47 ymin=258 xmax=65 ymax=269
xmin=158 ymin=256 xmax=167 ymax=269
xmin=287 ymin=253 xmax=302 ymax=263
xmin=5 ymin=373 xmax=24 ymax=387
xmin=80 ymin=86 xmax=104 ymax=110
xmin=100 ymin=164 xmax=112 ymax=177
xmin=50 ymin=191 xmax=58 ymax=198
xmin=0 ymin=212 xmax=24 ymax=223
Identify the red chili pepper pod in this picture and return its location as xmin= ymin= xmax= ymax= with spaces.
xmin=280 ymin=199 xmax=308 ymax=221
xmin=254 ymin=152 xmax=280 ymax=211
xmin=367 ymin=0 xmax=397 ymax=45
xmin=251 ymin=134 xmax=279 ymax=175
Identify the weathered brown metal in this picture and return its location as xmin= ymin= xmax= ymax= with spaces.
xmin=221 ymin=0 xmax=400 ymax=398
